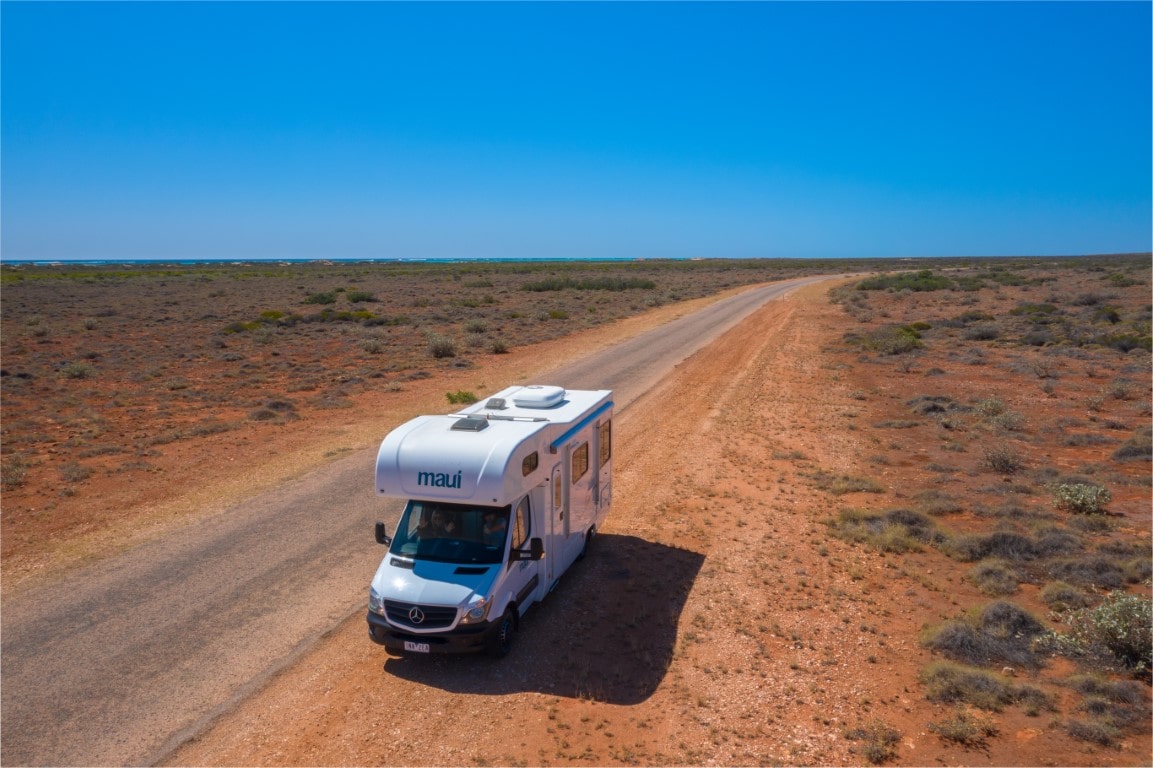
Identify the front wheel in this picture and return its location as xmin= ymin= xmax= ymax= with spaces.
xmin=486 ymin=608 xmax=515 ymax=658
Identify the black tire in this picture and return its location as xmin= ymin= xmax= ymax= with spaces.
xmin=577 ymin=526 xmax=596 ymax=560
xmin=487 ymin=607 xmax=515 ymax=658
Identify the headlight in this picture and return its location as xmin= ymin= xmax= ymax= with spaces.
xmin=368 ymin=587 xmax=386 ymax=615
xmin=458 ymin=596 xmax=490 ymax=624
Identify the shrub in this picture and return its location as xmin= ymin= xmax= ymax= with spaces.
xmin=427 ymin=334 xmax=457 ymax=359
xmin=843 ymin=720 xmax=901 ymax=764
xmin=921 ymin=601 xmax=1046 ymax=669
xmin=445 ymin=390 xmax=478 ymax=405
xmin=966 ymin=559 xmax=1022 ymax=596
xmin=1047 ymin=556 xmax=1126 ymax=591
xmin=490 ymin=340 xmax=509 ymax=354
xmin=973 ymin=398 xmax=1006 ymax=417
xmin=1037 ymin=581 xmax=1088 ymax=608
xmin=963 ymin=324 xmax=1001 ymax=341
xmin=862 ymin=325 xmax=924 ymax=355
xmin=346 ymin=291 xmax=377 ymax=303
xmin=1 ymin=453 xmax=29 ymax=490
xmin=1066 ymin=674 xmax=1145 ymax=707
xmin=981 ymin=443 xmax=1024 ymax=474
xmin=61 ymin=362 xmax=95 ymax=379
xmin=1051 ymin=592 xmax=1152 ymax=675
xmin=920 ymin=662 xmax=1017 ymax=710
xmin=856 ymin=270 xmax=953 ymax=292
xmin=828 ymin=508 xmax=944 ymax=553
xmin=58 ymin=462 xmax=92 ymax=483
xmin=304 ymin=291 xmax=338 ymax=305
xmin=521 ymin=277 xmax=656 ymax=292
xmin=928 ymin=708 xmax=999 ymax=746
xmin=812 ymin=472 xmax=885 ymax=496
xmin=1112 ymin=426 xmax=1152 ymax=461
xmin=1010 ymin=302 xmax=1059 ymax=316
xmin=945 ymin=531 xmax=1039 ymax=562
xmin=1052 ymin=483 xmax=1111 ymax=514
xmin=906 ymin=394 xmax=962 ymax=416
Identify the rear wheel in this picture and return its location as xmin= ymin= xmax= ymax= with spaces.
xmin=487 ymin=607 xmax=515 ymax=658
xmin=577 ymin=526 xmax=596 ymax=560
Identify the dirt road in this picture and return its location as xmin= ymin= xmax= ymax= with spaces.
xmin=168 ymin=278 xmax=877 ymax=767
xmin=1 ymin=277 xmax=826 ymax=767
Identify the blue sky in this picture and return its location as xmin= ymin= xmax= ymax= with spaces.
xmin=2 ymin=1 xmax=1150 ymax=261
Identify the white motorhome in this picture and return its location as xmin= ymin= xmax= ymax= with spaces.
xmin=367 ymin=385 xmax=613 ymax=656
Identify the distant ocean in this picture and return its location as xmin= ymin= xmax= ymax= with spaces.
xmin=1 ymin=256 xmax=718 ymax=267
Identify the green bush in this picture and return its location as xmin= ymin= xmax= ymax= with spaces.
xmin=861 ymin=325 xmax=924 ymax=355
xmin=304 ymin=291 xmax=338 ymax=305
xmin=521 ymin=276 xmax=656 ymax=292
xmin=1051 ymin=592 xmax=1152 ymax=675
xmin=346 ymin=291 xmax=377 ymax=303
xmin=445 ymin=390 xmax=478 ymax=405
xmin=1052 ymin=483 xmax=1111 ymax=514
xmin=856 ymin=270 xmax=953 ymax=292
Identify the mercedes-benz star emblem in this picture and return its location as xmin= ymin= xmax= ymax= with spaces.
xmin=408 ymin=607 xmax=425 ymax=624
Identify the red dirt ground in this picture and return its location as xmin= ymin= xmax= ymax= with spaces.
xmin=4 ymin=259 xmax=1150 ymax=766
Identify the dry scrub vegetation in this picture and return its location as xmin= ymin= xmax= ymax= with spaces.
xmin=3 ymin=254 xmax=1151 ymax=766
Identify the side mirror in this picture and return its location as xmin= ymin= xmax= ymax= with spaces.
xmin=374 ymin=521 xmax=392 ymax=546
xmin=511 ymin=537 xmax=545 ymax=562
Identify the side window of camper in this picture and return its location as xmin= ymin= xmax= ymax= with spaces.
xmin=598 ymin=420 xmax=612 ymax=468
xmin=572 ymin=442 xmax=589 ymax=483
xmin=521 ymin=451 xmax=538 ymax=477
xmin=511 ymin=497 xmax=530 ymax=550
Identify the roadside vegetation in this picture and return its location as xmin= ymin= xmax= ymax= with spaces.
xmin=823 ymin=254 xmax=1151 ymax=760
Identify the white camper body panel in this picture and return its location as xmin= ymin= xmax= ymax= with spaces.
xmin=368 ymin=385 xmax=613 ymax=655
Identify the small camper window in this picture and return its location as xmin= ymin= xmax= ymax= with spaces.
xmin=522 ymin=451 xmax=539 ymax=477
xmin=598 ymin=420 xmax=612 ymax=468
xmin=572 ymin=442 xmax=589 ymax=483
xmin=512 ymin=497 xmax=531 ymax=549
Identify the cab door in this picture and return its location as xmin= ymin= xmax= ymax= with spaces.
xmin=505 ymin=495 xmax=541 ymax=607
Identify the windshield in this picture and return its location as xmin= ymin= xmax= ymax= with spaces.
xmin=389 ymin=500 xmax=510 ymax=565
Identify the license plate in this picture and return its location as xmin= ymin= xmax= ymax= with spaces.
xmin=403 ymin=640 xmax=430 ymax=653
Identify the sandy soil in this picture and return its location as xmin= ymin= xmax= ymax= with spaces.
xmin=4 ymin=258 xmax=1150 ymax=766
xmin=165 ymin=273 xmax=1150 ymax=767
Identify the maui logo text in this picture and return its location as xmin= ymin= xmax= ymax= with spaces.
xmin=416 ymin=470 xmax=463 ymax=489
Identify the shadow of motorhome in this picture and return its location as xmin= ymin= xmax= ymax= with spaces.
xmin=381 ymin=533 xmax=705 ymax=705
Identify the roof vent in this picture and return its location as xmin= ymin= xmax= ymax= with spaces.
xmin=485 ymin=397 xmax=508 ymax=410
xmin=450 ymin=416 xmax=489 ymax=432
xmin=512 ymin=385 xmax=566 ymax=409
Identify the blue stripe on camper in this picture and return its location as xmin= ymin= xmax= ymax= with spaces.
xmin=549 ymin=400 xmax=613 ymax=454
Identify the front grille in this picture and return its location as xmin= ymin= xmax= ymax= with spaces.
xmin=384 ymin=600 xmax=457 ymax=629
